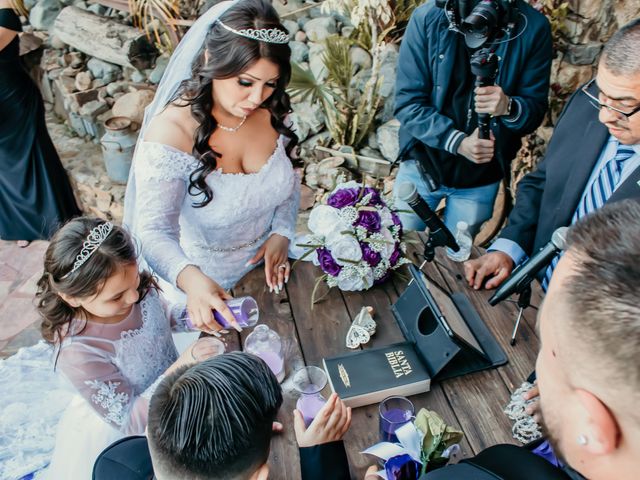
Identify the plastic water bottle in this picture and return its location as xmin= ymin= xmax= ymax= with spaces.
xmin=447 ymin=221 xmax=472 ymax=262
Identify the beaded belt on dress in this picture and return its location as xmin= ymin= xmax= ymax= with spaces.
xmin=194 ymin=231 xmax=268 ymax=253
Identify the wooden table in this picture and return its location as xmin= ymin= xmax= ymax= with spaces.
xmin=224 ymin=239 xmax=542 ymax=479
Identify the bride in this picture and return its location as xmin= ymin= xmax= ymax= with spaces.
xmin=125 ymin=0 xmax=300 ymax=334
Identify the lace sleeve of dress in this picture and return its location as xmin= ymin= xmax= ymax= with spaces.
xmin=134 ymin=142 xmax=198 ymax=286
xmin=270 ymin=168 xmax=301 ymax=242
xmin=57 ymin=340 xmax=156 ymax=435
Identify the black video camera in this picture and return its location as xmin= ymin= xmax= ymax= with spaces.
xmin=436 ymin=0 xmax=518 ymax=48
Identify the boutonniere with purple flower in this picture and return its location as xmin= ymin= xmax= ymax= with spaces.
xmin=298 ymin=181 xmax=410 ymax=302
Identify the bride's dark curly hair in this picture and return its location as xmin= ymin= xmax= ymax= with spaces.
xmin=172 ymin=0 xmax=298 ymax=207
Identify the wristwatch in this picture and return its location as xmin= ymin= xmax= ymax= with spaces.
xmin=505 ymin=96 xmax=514 ymax=117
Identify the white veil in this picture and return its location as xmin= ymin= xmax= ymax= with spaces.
xmin=123 ymin=0 xmax=241 ymax=232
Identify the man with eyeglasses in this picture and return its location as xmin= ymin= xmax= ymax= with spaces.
xmin=465 ymin=18 xmax=640 ymax=292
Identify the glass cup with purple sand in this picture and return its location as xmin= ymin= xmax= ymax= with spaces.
xmin=244 ymin=324 xmax=285 ymax=383
xmin=379 ymin=396 xmax=415 ymax=444
xmin=181 ymin=296 xmax=260 ymax=330
xmin=191 ymin=336 xmax=226 ymax=362
xmin=213 ymin=296 xmax=259 ymax=329
xmin=293 ymin=366 xmax=328 ymax=427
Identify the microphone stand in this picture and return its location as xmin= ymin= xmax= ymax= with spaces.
xmin=509 ymin=285 xmax=531 ymax=346
xmin=422 ymin=227 xmax=455 ymax=264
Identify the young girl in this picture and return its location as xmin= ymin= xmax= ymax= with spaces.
xmin=35 ymin=217 xmax=203 ymax=479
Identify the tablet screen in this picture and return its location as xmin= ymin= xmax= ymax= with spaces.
xmin=421 ymin=273 xmax=485 ymax=357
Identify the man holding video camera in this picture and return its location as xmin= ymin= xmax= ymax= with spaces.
xmin=393 ymin=0 xmax=553 ymax=237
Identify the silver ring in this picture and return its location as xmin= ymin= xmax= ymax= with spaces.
xmin=278 ymin=264 xmax=287 ymax=270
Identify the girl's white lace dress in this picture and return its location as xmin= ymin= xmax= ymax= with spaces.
xmin=0 ymin=290 xmax=181 ymax=480
xmin=132 ymin=135 xmax=300 ymax=299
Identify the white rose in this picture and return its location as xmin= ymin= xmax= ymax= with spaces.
xmin=308 ymin=205 xmax=345 ymax=236
xmin=379 ymin=207 xmax=394 ymax=227
xmin=326 ymin=231 xmax=363 ymax=266
xmin=330 ymin=180 xmax=363 ymax=195
xmin=336 ymin=265 xmax=374 ymax=291
xmin=380 ymin=227 xmax=396 ymax=259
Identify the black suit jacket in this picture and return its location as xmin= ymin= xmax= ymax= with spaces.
xmin=499 ymin=84 xmax=640 ymax=256
xmin=422 ymin=444 xmax=578 ymax=480
xmin=92 ymin=436 xmax=350 ymax=480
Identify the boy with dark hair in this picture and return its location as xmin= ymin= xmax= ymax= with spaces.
xmin=93 ymin=352 xmax=351 ymax=480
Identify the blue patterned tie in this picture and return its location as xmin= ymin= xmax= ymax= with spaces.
xmin=541 ymin=143 xmax=635 ymax=290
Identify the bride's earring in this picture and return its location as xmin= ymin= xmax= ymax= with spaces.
xmin=577 ymin=434 xmax=588 ymax=446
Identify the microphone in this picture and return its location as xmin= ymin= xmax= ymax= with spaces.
xmin=489 ymin=226 xmax=569 ymax=306
xmin=396 ymin=182 xmax=459 ymax=252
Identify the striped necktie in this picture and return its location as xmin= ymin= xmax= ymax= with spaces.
xmin=542 ymin=143 xmax=635 ymax=290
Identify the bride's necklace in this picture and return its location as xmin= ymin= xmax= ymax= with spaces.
xmin=217 ymin=115 xmax=247 ymax=133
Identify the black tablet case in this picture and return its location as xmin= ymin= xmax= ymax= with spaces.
xmin=392 ymin=265 xmax=508 ymax=381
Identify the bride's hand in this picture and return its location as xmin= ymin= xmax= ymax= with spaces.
xmin=246 ymin=234 xmax=290 ymax=293
xmin=176 ymin=265 xmax=240 ymax=334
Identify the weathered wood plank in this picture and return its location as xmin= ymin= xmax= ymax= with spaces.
xmin=285 ymin=260 xmax=359 ymax=476
xmin=233 ymin=266 xmax=305 ymax=480
xmin=53 ymin=6 xmax=158 ymax=69
xmin=441 ymin=370 xmax=516 ymax=451
xmin=286 ymin=261 xmax=353 ymax=365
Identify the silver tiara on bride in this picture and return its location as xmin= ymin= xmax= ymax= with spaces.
xmin=62 ymin=222 xmax=114 ymax=278
xmin=217 ymin=19 xmax=289 ymax=44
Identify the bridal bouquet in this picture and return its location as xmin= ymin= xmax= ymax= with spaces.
xmin=303 ymin=181 xmax=409 ymax=293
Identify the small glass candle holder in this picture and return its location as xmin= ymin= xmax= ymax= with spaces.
xmin=191 ymin=336 xmax=226 ymax=362
xmin=213 ymin=296 xmax=259 ymax=328
xmin=379 ymin=396 xmax=415 ymax=443
xmin=182 ymin=296 xmax=260 ymax=330
xmin=244 ymin=324 xmax=285 ymax=383
xmin=293 ymin=366 xmax=328 ymax=427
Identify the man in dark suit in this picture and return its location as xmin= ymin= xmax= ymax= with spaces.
xmin=366 ymin=200 xmax=640 ymax=480
xmin=92 ymin=352 xmax=351 ymax=480
xmin=464 ymin=19 xmax=640 ymax=290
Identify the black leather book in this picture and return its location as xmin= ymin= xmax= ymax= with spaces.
xmin=322 ymin=342 xmax=431 ymax=408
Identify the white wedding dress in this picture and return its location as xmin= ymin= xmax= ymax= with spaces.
xmin=0 ymin=290 xmax=183 ymax=480
xmin=131 ymin=135 xmax=300 ymax=300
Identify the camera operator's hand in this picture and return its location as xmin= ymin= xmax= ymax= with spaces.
xmin=475 ymin=86 xmax=510 ymax=116
xmin=457 ymin=128 xmax=494 ymax=164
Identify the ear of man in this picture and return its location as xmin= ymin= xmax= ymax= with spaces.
xmin=251 ymin=463 xmax=269 ymax=480
xmin=575 ymin=389 xmax=620 ymax=456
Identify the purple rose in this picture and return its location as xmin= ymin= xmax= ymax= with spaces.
xmin=327 ymin=188 xmax=359 ymax=208
xmin=363 ymin=187 xmax=383 ymax=205
xmin=355 ymin=210 xmax=382 ymax=232
xmin=360 ymin=242 xmax=381 ymax=267
xmin=389 ymin=245 xmax=402 ymax=266
xmin=316 ymin=247 xmax=342 ymax=276
xmin=385 ymin=454 xmax=420 ymax=479
xmin=391 ymin=211 xmax=401 ymax=226
xmin=374 ymin=271 xmax=391 ymax=285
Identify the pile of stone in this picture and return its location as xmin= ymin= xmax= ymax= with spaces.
xmin=278 ymin=4 xmax=401 ymax=160
xmin=272 ymin=1 xmax=401 ymax=208
xmin=41 ymin=47 xmax=161 ymax=139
